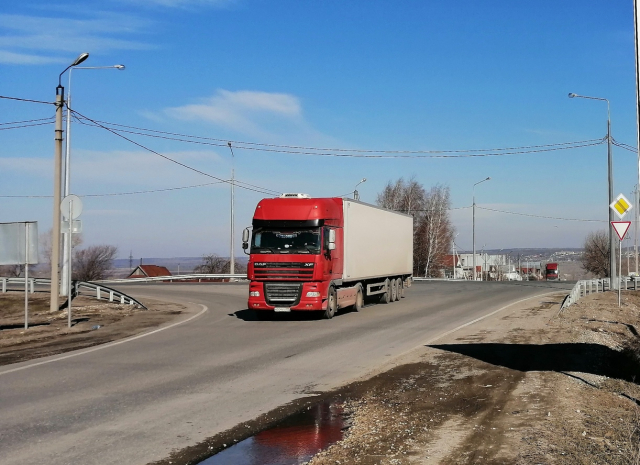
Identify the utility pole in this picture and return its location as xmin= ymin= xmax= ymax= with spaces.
xmin=633 ymin=188 xmax=640 ymax=276
xmin=228 ymin=142 xmax=235 ymax=275
xmin=50 ymin=86 xmax=64 ymax=313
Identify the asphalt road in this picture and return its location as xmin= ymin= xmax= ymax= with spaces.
xmin=0 ymin=280 xmax=572 ymax=465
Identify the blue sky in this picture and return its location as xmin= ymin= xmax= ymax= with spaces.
xmin=1 ymin=0 xmax=639 ymax=259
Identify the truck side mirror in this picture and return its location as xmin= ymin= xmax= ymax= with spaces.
xmin=242 ymin=228 xmax=250 ymax=255
xmin=328 ymin=229 xmax=336 ymax=251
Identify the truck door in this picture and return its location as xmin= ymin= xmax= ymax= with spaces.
xmin=323 ymin=227 xmax=334 ymax=276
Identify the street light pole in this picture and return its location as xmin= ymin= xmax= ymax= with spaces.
xmin=353 ymin=178 xmax=367 ymax=200
xmin=51 ymin=52 xmax=89 ymax=313
xmin=228 ymin=142 xmax=235 ymax=275
xmin=61 ymin=64 xmax=125 ymax=295
xmin=472 ymin=177 xmax=491 ymax=281
xmin=568 ymin=93 xmax=616 ymax=288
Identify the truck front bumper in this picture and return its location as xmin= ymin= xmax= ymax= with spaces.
xmin=248 ymin=281 xmax=326 ymax=311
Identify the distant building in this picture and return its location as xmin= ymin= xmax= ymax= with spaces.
xmin=128 ymin=264 xmax=171 ymax=279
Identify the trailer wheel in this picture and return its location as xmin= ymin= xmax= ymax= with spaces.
xmin=380 ymin=279 xmax=391 ymax=304
xmin=353 ymin=284 xmax=364 ymax=312
xmin=397 ymin=278 xmax=404 ymax=299
xmin=323 ymin=286 xmax=337 ymax=319
xmin=390 ymin=278 xmax=398 ymax=302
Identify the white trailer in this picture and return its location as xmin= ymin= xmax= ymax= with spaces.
xmin=334 ymin=200 xmax=413 ymax=308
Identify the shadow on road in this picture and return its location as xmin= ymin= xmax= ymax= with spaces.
xmin=231 ymin=307 xmax=358 ymax=321
xmin=428 ymin=342 xmax=640 ymax=385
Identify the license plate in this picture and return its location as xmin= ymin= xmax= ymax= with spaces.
xmin=274 ymin=307 xmax=291 ymax=312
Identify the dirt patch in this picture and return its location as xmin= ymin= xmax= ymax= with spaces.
xmin=303 ymin=290 xmax=640 ymax=465
xmin=0 ymin=292 xmax=186 ymax=366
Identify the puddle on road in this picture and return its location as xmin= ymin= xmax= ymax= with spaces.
xmin=200 ymin=400 xmax=346 ymax=465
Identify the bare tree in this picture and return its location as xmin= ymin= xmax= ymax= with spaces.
xmin=377 ymin=177 xmax=454 ymax=277
xmin=581 ymin=231 xmax=609 ymax=277
xmin=420 ymin=184 xmax=454 ymax=277
xmin=194 ymin=254 xmax=230 ymax=274
xmin=39 ymin=228 xmax=83 ymax=276
xmin=73 ymin=245 xmax=118 ymax=281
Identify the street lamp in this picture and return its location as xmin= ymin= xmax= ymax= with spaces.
xmin=568 ymin=92 xmax=616 ymax=288
xmin=61 ymin=63 xmax=125 ymax=295
xmin=451 ymin=233 xmax=459 ymax=279
xmin=353 ymin=178 xmax=366 ymax=200
xmin=472 ymin=177 xmax=491 ymax=281
xmin=51 ymin=52 xmax=89 ymax=313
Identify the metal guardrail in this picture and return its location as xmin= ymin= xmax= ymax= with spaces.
xmin=1 ymin=277 xmax=146 ymax=309
xmin=97 ymin=273 xmax=248 ymax=284
xmin=561 ymin=276 xmax=640 ymax=310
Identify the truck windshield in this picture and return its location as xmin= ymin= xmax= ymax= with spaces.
xmin=251 ymin=228 xmax=321 ymax=254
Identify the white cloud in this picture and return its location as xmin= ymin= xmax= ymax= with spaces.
xmin=0 ymin=50 xmax=63 ymax=65
xmin=165 ymin=89 xmax=306 ymax=138
xmin=120 ymin=0 xmax=235 ymax=8
xmin=0 ymin=150 xmax=227 ymax=196
xmin=0 ymin=12 xmax=151 ymax=65
xmin=0 ymin=156 xmax=50 ymax=178
xmin=71 ymin=149 xmax=227 ymax=190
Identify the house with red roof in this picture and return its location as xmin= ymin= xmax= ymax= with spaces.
xmin=127 ymin=264 xmax=171 ymax=279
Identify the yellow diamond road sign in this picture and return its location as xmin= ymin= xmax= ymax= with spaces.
xmin=610 ymin=193 xmax=633 ymax=219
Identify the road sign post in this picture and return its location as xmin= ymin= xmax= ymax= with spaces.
xmin=612 ymin=221 xmax=632 ymax=307
xmin=61 ymin=194 xmax=82 ymax=328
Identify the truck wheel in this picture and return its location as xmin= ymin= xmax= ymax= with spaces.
xmin=390 ymin=278 xmax=398 ymax=302
xmin=380 ymin=279 xmax=391 ymax=304
xmin=324 ymin=286 xmax=337 ymax=319
xmin=353 ymin=284 xmax=364 ymax=311
xmin=397 ymin=278 xmax=404 ymax=299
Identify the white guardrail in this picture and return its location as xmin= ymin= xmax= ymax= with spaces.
xmin=561 ymin=276 xmax=640 ymax=310
xmin=1 ymin=277 xmax=147 ymax=309
xmin=97 ymin=273 xmax=248 ymax=284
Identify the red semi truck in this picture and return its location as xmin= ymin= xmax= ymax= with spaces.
xmin=545 ymin=262 xmax=559 ymax=281
xmin=242 ymin=194 xmax=413 ymax=319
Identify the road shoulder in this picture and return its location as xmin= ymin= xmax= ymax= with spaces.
xmin=0 ymin=292 xmax=198 ymax=367
xmin=307 ymin=289 xmax=640 ymax=464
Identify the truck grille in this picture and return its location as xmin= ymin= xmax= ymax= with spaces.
xmin=253 ymin=262 xmax=314 ymax=280
xmin=264 ymin=283 xmax=303 ymax=306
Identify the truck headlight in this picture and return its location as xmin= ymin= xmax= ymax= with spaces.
xmin=306 ymin=291 xmax=320 ymax=297
xmin=250 ymin=291 xmax=261 ymax=297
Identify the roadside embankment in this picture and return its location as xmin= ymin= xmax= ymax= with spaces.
xmin=307 ymin=290 xmax=640 ymax=464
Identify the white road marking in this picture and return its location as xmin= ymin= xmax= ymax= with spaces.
xmin=0 ymin=303 xmax=208 ymax=376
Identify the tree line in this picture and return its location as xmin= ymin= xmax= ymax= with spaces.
xmin=376 ymin=176 xmax=454 ymax=277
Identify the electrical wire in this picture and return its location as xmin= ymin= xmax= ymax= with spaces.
xmin=69 ymin=109 xmax=281 ymax=197
xmin=0 ymin=121 xmax=55 ymax=131
xmin=85 ymin=117 xmax=606 ymax=155
xmin=0 ymin=116 xmax=54 ymax=126
xmin=0 ymin=180 xmax=237 ymax=199
xmin=476 ymin=205 xmax=606 ymax=222
xmin=612 ymin=139 xmax=638 ymax=153
xmin=0 ymin=95 xmax=54 ymax=105
xmin=74 ymin=116 xmax=606 ymax=158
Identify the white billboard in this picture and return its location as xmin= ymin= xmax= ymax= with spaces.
xmin=0 ymin=222 xmax=39 ymax=265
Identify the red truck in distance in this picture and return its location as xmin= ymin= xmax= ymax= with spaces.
xmin=242 ymin=194 xmax=414 ymax=319
xmin=545 ymin=262 xmax=559 ymax=281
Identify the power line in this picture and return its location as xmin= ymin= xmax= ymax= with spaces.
xmin=86 ymin=118 xmax=605 ymax=155
xmin=0 ymin=180 xmax=233 ymax=198
xmin=0 ymin=121 xmax=55 ymax=131
xmin=0 ymin=116 xmax=54 ymax=126
xmin=612 ymin=139 xmax=637 ymax=153
xmin=476 ymin=205 xmax=606 ymax=222
xmin=0 ymin=95 xmax=54 ymax=105
xmin=75 ymin=116 xmax=606 ymax=158
xmin=69 ymin=109 xmax=281 ymax=197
